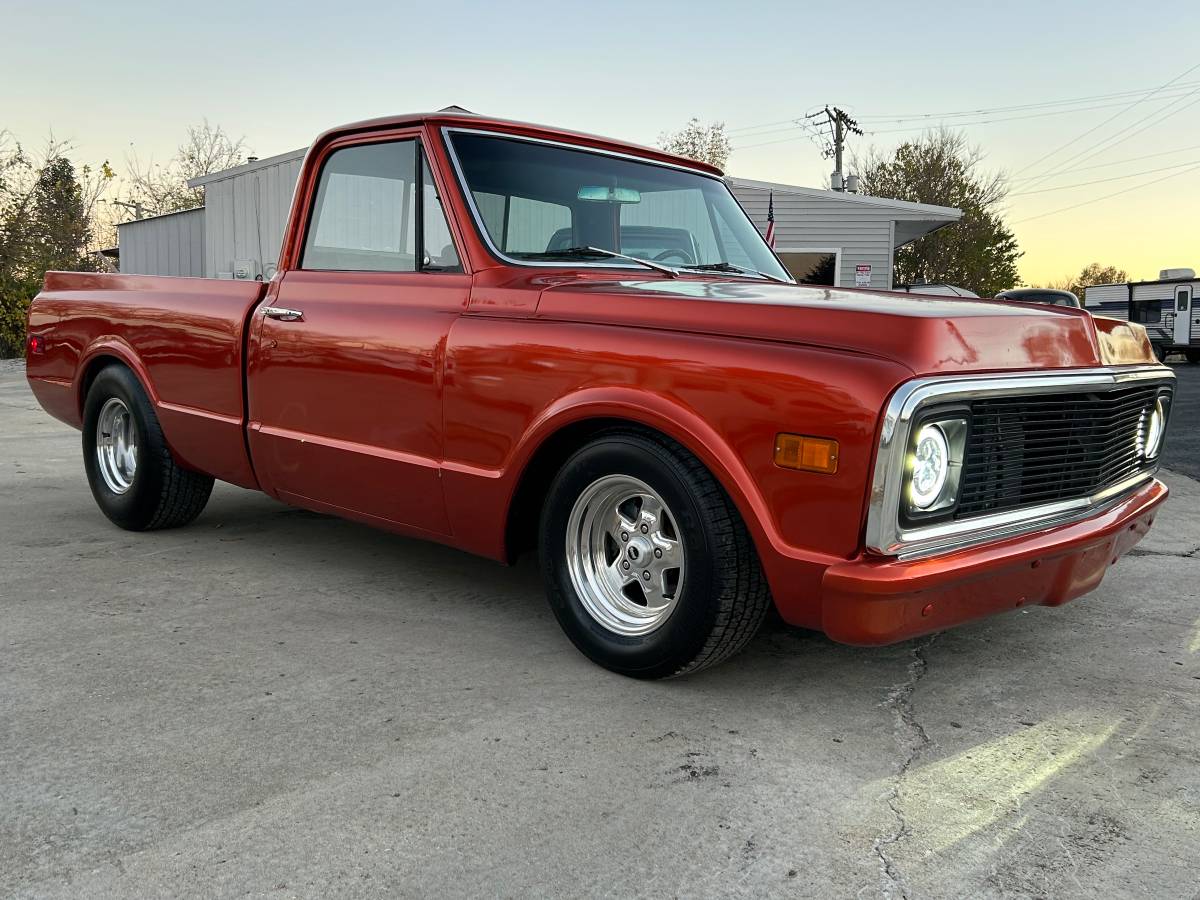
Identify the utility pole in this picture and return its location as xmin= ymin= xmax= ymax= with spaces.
xmin=806 ymin=106 xmax=863 ymax=192
xmin=105 ymin=199 xmax=151 ymax=220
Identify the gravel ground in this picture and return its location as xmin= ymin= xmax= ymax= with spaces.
xmin=2 ymin=363 xmax=1198 ymax=899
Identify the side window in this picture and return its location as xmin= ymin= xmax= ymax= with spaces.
xmin=711 ymin=204 xmax=757 ymax=269
xmin=304 ymin=141 xmax=417 ymax=272
xmin=1132 ymin=301 xmax=1162 ymax=324
xmin=465 ymin=190 xmax=571 ymax=254
xmin=422 ymin=157 xmax=460 ymax=271
xmin=1178 ymin=290 xmax=1190 ymax=312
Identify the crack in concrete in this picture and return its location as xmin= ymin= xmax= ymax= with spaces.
xmin=1125 ymin=545 xmax=1200 ymax=559
xmin=871 ymin=634 xmax=938 ymax=900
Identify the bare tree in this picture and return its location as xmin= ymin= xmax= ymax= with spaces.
xmin=122 ymin=120 xmax=249 ymax=217
xmin=658 ymin=118 xmax=732 ymax=170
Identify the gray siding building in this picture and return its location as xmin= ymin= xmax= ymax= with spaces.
xmin=118 ymin=147 xmax=961 ymax=289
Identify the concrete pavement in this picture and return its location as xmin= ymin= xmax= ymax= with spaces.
xmin=2 ymin=359 xmax=1198 ymax=899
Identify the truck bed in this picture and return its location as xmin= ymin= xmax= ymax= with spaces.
xmin=25 ymin=272 xmax=266 ymax=488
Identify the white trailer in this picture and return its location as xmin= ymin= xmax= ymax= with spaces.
xmin=1085 ymin=268 xmax=1199 ymax=362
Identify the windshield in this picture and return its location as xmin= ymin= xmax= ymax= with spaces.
xmin=447 ymin=132 xmax=791 ymax=281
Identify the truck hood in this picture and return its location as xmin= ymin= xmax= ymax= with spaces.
xmin=534 ymin=277 xmax=1154 ymax=374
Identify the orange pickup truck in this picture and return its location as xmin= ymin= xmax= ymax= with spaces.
xmin=25 ymin=111 xmax=1174 ymax=677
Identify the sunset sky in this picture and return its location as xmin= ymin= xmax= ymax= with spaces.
xmin=3 ymin=0 xmax=1198 ymax=286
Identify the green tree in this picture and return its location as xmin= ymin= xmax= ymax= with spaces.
xmin=1 ymin=136 xmax=109 ymax=357
xmin=1041 ymin=262 xmax=1129 ymax=298
xmin=857 ymin=130 xmax=1022 ymax=296
xmin=658 ymin=118 xmax=732 ymax=170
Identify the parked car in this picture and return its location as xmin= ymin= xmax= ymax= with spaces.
xmin=995 ymin=288 xmax=1083 ymax=309
xmin=25 ymin=111 xmax=1176 ymax=678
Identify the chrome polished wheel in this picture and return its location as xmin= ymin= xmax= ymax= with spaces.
xmin=565 ymin=475 xmax=686 ymax=636
xmin=95 ymin=397 xmax=138 ymax=494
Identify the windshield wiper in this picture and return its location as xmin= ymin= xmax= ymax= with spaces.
xmin=681 ymin=261 xmax=789 ymax=284
xmin=517 ymin=246 xmax=679 ymax=277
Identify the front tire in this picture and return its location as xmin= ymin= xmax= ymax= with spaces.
xmin=82 ymin=365 xmax=214 ymax=531
xmin=538 ymin=429 xmax=771 ymax=678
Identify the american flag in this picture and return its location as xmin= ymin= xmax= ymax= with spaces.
xmin=765 ymin=192 xmax=776 ymax=249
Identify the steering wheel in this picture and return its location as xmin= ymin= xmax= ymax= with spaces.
xmin=654 ymin=248 xmax=694 ymax=265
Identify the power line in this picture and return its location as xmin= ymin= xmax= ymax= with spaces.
xmin=856 ymin=82 xmax=1200 ymax=123
xmin=861 ymin=94 xmax=1196 ymax=135
xmin=731 ymin=131 xmax=808 ymax=152
xmin=1012 ymin=61 xmax=1200 ymax=178
xmin=726 ymin=77 xmax=1200 ymax=141
xmin=1026 ymin=88 xmax=1200 ymax=184
xmin=1008 ymin=143 xmax=1200 ymax=182
xmin=1013 ymin=162 xmax=1200 ymax=224
xmin=729 ymin=95 xmax=1197 ymax=151
xmin=1008 ymin=159 xmax=1200 ymax=195
xmin=727 ymin=118 xmax=800 ymax=135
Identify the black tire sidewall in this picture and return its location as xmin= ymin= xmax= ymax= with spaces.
xmin=539 ymin=435 xmax=724 ymax=678
xmin=82 ymin=366 xmax=166 ymax=530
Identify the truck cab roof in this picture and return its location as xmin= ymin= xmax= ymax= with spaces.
xmin=308 ymin=111 xmax=725 ymax=178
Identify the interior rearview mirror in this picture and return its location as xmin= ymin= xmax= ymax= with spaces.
xmin=577 ymin=186 xmax=641 ymax=203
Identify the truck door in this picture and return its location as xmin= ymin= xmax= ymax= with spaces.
xmin=1175 ymin=286 xmax=1193 ymax=346
xmin=247 ymin=134 xmax=468 ymax=533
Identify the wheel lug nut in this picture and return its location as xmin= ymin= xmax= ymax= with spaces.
xmin=621 ymin=532 xmax=628 ymax=541
xmin=654 ymin=549 xmax=662 ymax=558
xmin=622 ymin=561 xmax=630 ymax=570
xmin=642 ymin=571 xmax=651 ymax=580
xmin=640 ymin=524 xmax=649 ymax=533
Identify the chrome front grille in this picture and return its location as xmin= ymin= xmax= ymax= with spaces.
xmin=956 ymin=383 xmax=1163 ymax=518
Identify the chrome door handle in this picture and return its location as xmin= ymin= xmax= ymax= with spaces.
xmin=262 ymin=306 xmax=304 ymax=322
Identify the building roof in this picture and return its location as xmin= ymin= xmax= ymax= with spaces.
xmin=727 ymin=177 xmax=962 ymax=218
xmin=115 ymin=205 xmax=206 ymax=228
xmin=188 ymin=147 xmax=307 ymax=188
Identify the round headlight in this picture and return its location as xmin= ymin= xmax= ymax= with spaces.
xmin=1144 ymin=396 xmax=1167 ymax=458
xmin=910 ymin=424 xmax=949 ymax=509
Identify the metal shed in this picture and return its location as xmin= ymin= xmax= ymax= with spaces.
xmin=115 ymin=207 xmax=206 ymax=277
xmin=188 ymin=148 xmax=306 ymax=280
xmin=727 ymin=178 xmax=962 ymax=290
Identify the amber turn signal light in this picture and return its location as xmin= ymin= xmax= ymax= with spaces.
xmin=774 ymin=433 xmax=839 ymax=474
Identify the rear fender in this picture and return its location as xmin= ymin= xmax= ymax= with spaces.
xmin=76 ymin=337 xmax=162 ymax=418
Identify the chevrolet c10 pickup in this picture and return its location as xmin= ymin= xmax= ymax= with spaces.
xmin=25 ymin=111 xmax=1175 ymax=678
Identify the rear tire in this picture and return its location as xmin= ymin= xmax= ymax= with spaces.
xmin=538 ymin=429 xmax=771 ymax=678
xmin=1153 ymin=344 xmax=1170 ymax=363
xmin=1186 ymin=350 xmax=1200 ymax=364
xmin=82 ymin=365 xmax=214 ymax=531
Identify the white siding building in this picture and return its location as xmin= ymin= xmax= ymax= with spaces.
xmin=118 ymin=148 xmax=961 ymax=290
xmin=727 ymin=178 xmax=961 ymax=291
